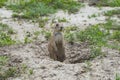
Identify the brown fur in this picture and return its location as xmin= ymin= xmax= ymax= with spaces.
xmin=48 ymin=23 xmax=66 ymax=62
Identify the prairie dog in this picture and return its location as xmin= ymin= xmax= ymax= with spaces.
xmin=48 ymin=23 xmax=66 ymax=62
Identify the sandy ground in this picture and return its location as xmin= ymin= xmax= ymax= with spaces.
xmin=0 ymin=3 xmax=120 ymax=80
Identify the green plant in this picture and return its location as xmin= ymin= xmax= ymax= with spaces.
xmin=104 ymin=9 xmax=120 ymax=16
xmin=106 ymin=41 xmax=120 ymax=51
xmin=102 ymin=19 xmax=120 ymax=30
xmin=38 ymin=17 xmax=49 ymax=28
xmin=0 ymin=23 xmax=10 ymax=31
xmin=0 ymin=56 xmax=29 ymax=80
xmin=64 ymin=26 xmax=78 ymax=43
xmin=109 ymin=0 xmax=120 ymax=7
xmin=44 ymin=31 xmax=51 ymax=40
xmin=116 ymin=73 xmax=120 ymax=80
xmin=12 ymin=13 xmax=21 ymax=18
xmin=84 ymin=61 xmax=92 ymax=72
xmin=24 ymin=36 xmax=32 ymax=43
xmin=20 ymin=63 xmax=28 ymax=74
xmin=0 ymin=23 xmax=15 ymax=46
xmin=0 ymin=67 xmax=18 ymax=79
xmin=29 ymin=69 xmax=33 ymax=75
xmin=4 ymin=67 xmax=17 ymax=78
xmin=88 ymin=14 xmax=97 ymax=18
xmin=8 ymin=2 xmax=56 ymax=19
xmin=40 ymin=0 xmax=81 ymax=13
xmin=90 ymin=46 xmax=102 ymax=58
xmin=102 ymin=20 xmax=113 ymax=29
xmin=8 ymin=0 xmax=81 ymax=19
xmin=0 ymin=56 xmax=8 ymax=66
xmin=0 ymin=56 xmax=17 ymax=79
xmin=112 ymin=31 xmax=120 ymax=42
xmin=65 ymin=26 xmax=78 ymax=33
xmin=40 ymin=30 xmax=51 ymax=40
xmin=64 ymin=32 xmax=76 ymax=43
xmin=33 ymin=31 xmax=41 ymax=39
xmin=98 ymin=0 xmax=120 ymax=7
xmin=0 ymin=32 xmax=15 ymax=46
xmin=34 ymin=31 xmax=41 ymax=36
xmin=8 ymin=28 xmax=15 ymax=34
xmin=76 ymin=25 xmax=109 ymax=46
xmin=58 ymin=18 xmax=68 ymax=22
xmin=0 ymin=0 xmax=7 ymax=8
xmin=85 ymin=61 xmax=92 ymax=67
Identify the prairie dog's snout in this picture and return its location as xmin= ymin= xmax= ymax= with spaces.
xmin=57 ymin=24 xmax=63 ymax=31
xmin=59 ymin=26 xmax=63 ymax=31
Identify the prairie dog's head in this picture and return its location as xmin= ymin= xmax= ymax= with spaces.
xmin=53 ymin=23 xmax=63 ymax=32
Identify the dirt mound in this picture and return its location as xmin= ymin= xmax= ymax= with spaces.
xmin=65 ymin=42 xmax=91 ymax=63
xmin=0 ymin=41 xmax=91 ymax=63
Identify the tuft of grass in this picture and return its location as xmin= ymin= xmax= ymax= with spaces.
xmin=76 ymin=25 xmax=109 ymax=46
xmin=64 ymin=26 xmax=78 ymax=43
xmin=101 ymin=19 xmax=120 ymax=50
xmin=102 ymin=19 xmax=120 ymax=30
xmin=38 ymin=17 xmax=49 ymax=28
xmin=0 ymin=0 xmax=7 ymax=8
xmin=0 ymin=23 xmax=13 ymax=32
xmin=84 ymin=61 xmax=92 ymax=71
xmin=64 ymin=25 xmax=110 ymax=46
xmin=34 ymin=31 xmax=41 ymax=36
xmin=0 ymin=56 xmax=16 ymax=79
xmin=40 ymin=0 xmax=81 ymax=13
xmin=9 ymin=2 xmax=55 ymax=19
xmin=4 ymin=67 xmax=17 ymax=78
xmin=112 ymin=31 xmax=120 ymax=42
xmin=109 ymin=0 xmax=120 ymax=7
xmin=24 ymin=36 xmax=32 ymax=44
xmin=8 ymin=2 xmax=55 ymax=18
xmin=116 ymin=73 xmax=120 ymax=80
xmin=104 ymin=9 xmax=120 ymax=17
xmin=7 ymin=0 xmax=81 ymax=19
xmin=33 ymin=31 xmax=41 ymax=39
xmin=58 ymin=18 xmax=68 ymax=22
xmin=102 ymin=20 xmax=113 ymax=29
xmin=0 ymin=23 xmax=16 ymax=47
xmin=90 ymin=46 xmax=103 ymax=58
xmin=0 ymin=56 xmax=8 ymax=65
xmin=88 ymin=14 xmax=97 ymax=18
xmin=64 ymin=32 xmax=76 ymax=43
xmin=98 ymin=0 xmax=120 ymax=7
xmin=40 ymin=30 xmax=51 ymax=40
xmin=29 ymin=69 xmax=33 ymax=75
xmin=65 ymin=26 xmax=78 ymax=33
xmin=0 ymin=56 xmax=29 ymax=80
xmin=106 ymin=41 xmax=120 ymax=51
xmin=21 ymin=63 xmax=27 ymax=73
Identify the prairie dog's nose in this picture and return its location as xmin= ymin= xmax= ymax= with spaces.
xmin=61 ymin=26 xmax=63 ymax=29
xmin=60 ymin=26 xmax=63 ymax=31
